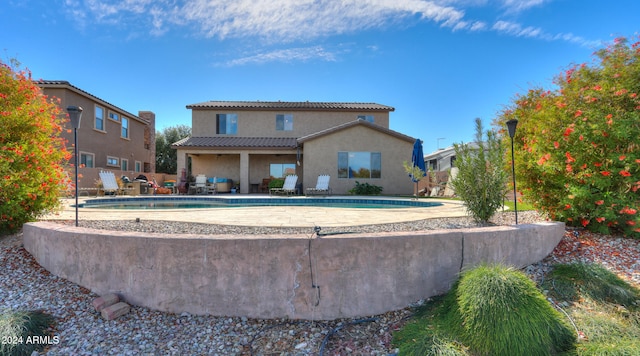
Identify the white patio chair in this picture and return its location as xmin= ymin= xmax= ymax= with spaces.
xmin=99 ymin=171 xmax=123 ymax=196
xmin=189 ymin=174 xmax=208 ymax=194
xmin=270 ymin=175 xmax=298 ymax=196
xmin=306 ymin=175 xmax=331 ymax=196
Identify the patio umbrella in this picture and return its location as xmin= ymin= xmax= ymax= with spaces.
xmin=410 ymin=139 xmax=426 ymax=198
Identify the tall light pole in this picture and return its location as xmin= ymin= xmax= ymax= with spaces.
xmin=506 ymin=119 xmax=518 ymax=224
xmin=67 ymin=106 xmax=83 ymax=227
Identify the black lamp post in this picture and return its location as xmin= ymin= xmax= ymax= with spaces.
xmin=506 ymin=119 xmax=518 ymax=224
xmin=67 ymin=106 xmax=83 ymax=226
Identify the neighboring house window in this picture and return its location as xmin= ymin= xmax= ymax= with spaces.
xmin=276 ymin=114 xmax=293 ymax=131
xmin=270 ymin=163 xmax=296 ymax=178
xmin=357 ymin=115 xmax=374 ymax=123
xmin=428 ymin=159 xmax=437 ymax=171
xmin=338 ymin=151 xmax=381 ymax=178
xmin=95 ymin=106 xmax=105 ymax=131
xmin=135 ymin=161 xmax=142 ymax=172
xmin=121 ymin=117 xmax=129 ymax=138
xmin=121 ymin=158 xmax=128 ymax=171
xmin=108 ymin=112 xmax=119 ymax=121
xmin=216 ymin=113 xmax=237 ymax=135
xmin=107 ymin=156 xmax=119 ymax=167
xmin=80 ymin=152 xmax=94 ymax=168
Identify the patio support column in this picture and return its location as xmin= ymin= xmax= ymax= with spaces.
xmin=240 ymin=152 xmax=249 ymax=194
xmin=176 ymin=151 xmax=188 ymax=179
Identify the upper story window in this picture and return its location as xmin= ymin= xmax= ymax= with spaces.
xmin=216 ymin=113 xmax=237 ymax=135
xmin=121 ymin=158 xmax=128 ymax=171
xmin=276 ymin=114 xmax=293 ymax=131
xmin=357 ymin=115 xmax=374 ymax=123
xmin=338 ymin=151 xmax=381 ymax=179
xmin=95 ymin=106 xmax=105 ymax=131
xmin=135 ymin=161 xmax=142 ymax=172
xmin=108 ymin=112 xmax=119 ymax=121
xmin=121 ymin=117 xmax=129 ymax=139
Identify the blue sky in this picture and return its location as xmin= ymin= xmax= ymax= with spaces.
xmin=2 ymin=0 xmax=638 ymax=154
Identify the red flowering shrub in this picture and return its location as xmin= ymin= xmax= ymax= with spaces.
xmin=496 ymin=37 xmax=640 ymax=238
xmin=0 ymin=61 xmax=71 ymax=233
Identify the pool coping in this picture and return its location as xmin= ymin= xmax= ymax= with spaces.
xmin=42 ymin=196 xmax=469 ymax=227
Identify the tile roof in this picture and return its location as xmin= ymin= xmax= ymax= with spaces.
xmin=186 ymin=101 xmax=394 ymax=112
xmin=297 ymin=119 xmax=415 ymax=143
xmin=172 ymin=136 xmax=299 ymax=149
xmin=37 ymin=80 xmax=147 ymax=124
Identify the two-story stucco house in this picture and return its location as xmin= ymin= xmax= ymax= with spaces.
xmin=173 ymin=101 xmax=417 ymax=195
xmin=37 ymin=80 xmax=156 ymax=189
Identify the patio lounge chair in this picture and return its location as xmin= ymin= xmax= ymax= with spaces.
xmin=306 ymin=174 xmax=331 ymax=196
xmin=270 ymin=175 xmax=298 ymax=196
xmin=189 ymin=174 xmax=208 ymax=194
xmin=99 ymin=170 xmax=125 ymax=196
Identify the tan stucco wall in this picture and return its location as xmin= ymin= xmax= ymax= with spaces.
xmin=192 ymin=109 xmax=389 ymax=137
xmin=302 ymin=125 xmax=414 ymax=195
xmin=24 ymin=221 xmax=565 ymax=320
xmin=43 ymin=87 xmax=154 ymax=173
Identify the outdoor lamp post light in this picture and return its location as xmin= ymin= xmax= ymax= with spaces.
xmin=506 ymin=119 xmax=518 ymax=224
xmin=67 ymin=106 xmax=83 ymax=227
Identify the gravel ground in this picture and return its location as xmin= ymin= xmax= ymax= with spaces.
xmin=1 ymin=211 xmax=638 ymax=355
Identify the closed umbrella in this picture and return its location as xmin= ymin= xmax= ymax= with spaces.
xmin=410 ymin=139 xmax=426 ymax=198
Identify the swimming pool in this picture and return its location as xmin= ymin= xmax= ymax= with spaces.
xmin=78 ymin=196 xmax=443 ymax=210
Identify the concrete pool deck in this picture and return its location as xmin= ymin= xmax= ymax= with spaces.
xmin=42 ymin=195 xmax=469 ymax=227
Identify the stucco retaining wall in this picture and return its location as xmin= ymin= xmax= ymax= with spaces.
xmin=23 ymin=221 xmax=564 ymax=320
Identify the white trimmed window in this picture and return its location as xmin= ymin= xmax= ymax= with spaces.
xmin=121 ymin=158 xmax=128 ymax=171
xmin=107 ymin=156 xmax=119 ymax=167
xmin=121 ymin=117 xmax=129 ymax=139
xmin=80 ymin=152 xmax=94 ymax=168
xmin=108 ymin=112 xmax=119 ymax=121
xmin=95 ymin=106 xmax=105 ymax=131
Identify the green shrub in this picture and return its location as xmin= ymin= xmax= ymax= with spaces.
xmin=495 ymin=36 xmax=640 ymax=237
xmin=268 ymin=178 xmax=284 ymax=189
xmin=348 ymin=181 xmax=383 ymax=195
xmin=449 ymin=118 xmax=508 ymax=224
xmin=1 ymin=60 xmax=71 ymax=233
xmin=543 ymin=262 xmax=639 ymax=308
xmin=0 ymin=309 xmax=56 ymax=355
xmin=443 ymin=264 xmax=575 ymax=356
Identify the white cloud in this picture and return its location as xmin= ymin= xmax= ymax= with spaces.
xmin=63 ymin=0 xmax=600 ymax=62
xmin=500 ymin=0 xmax=548 ymax=14
xmin=492 ymin=20 xmax=541 ymax=38
xmin=66 ymin=0 xmax=468 ymax=41
xmin=220 ymin=46 xmax=338 ymax=67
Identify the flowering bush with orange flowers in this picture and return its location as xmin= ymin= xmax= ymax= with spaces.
xmin=0 ymin=60 xmax=71 ymax=233
xmin=496 ymin=37 xmax=640 ymax=238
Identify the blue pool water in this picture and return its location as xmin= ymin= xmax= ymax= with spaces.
xmin=79 ymin=196 xmax=442 ymax=210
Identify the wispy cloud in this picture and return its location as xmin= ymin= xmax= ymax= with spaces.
xmin=221 ymin=46 xmax=339 ymax=67
xmin=62 ymin=0 xmax=600 ymax=62
xmin=492 ymin=20 xmax=600 ymax=47
xmin=64 ymin=0 xmax=468 ymax=41
xmin=499 ymin=0 xmax=548 ymax=14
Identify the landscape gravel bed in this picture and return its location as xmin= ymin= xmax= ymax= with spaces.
xmin=1 ymin=211 xmax=638 ymax=355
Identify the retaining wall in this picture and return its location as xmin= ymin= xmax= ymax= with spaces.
xmin=23 ymin=221 xmax=564 ymax=320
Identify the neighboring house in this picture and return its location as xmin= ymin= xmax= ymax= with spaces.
xmin=173 ymin=101 xmax=417 ymax=195
xmin=423 ymin=142 xmax=481 ymax=172
xmin=37 ymin=80 xmax=156 ymax=188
